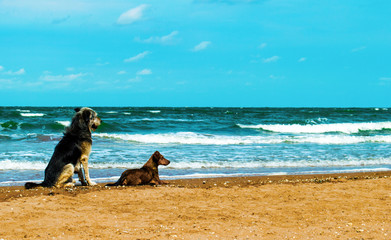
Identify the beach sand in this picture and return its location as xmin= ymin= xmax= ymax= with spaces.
xmin=1 ymin=171 xmax=391 ymax=239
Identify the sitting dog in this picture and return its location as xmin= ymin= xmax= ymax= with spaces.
xmin=25 ymin=107 xmax=101 ymax=189
xmin=106 ymin=151 xmax=170 ymax=186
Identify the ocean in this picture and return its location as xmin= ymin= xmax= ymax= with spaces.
xmin=1 ymin=107 xmax=391 ymax=186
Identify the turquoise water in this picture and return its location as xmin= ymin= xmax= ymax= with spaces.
xmin=1 ymin=107 xmax=391 ymax=186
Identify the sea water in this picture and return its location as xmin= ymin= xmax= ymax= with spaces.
xmin=1 ymin=107 xmax=391 ymax=186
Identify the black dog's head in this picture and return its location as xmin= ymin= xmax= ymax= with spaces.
xmin=152 ymin=151 xmax=170 ymax=166
xmin=70 ymin=107 xmax=101 ymax=133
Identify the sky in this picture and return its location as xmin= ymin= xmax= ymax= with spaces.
xmin=0 ymin=0 xmax=390 ymax=107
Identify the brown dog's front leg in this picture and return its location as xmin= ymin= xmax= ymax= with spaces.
xmin=80 ymin=157 xmax=96 ymax=186
xmin=153 ymin=176 xmax=167 ymax=185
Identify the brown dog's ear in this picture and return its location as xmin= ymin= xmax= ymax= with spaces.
xmin=152 ymin=151 xmax=160 ymax=162
xmin=74 ymin=107 xmax=81 ymax=112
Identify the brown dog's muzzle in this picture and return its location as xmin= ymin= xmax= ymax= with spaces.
xmin=160 ymin=158 xmax=170 ymax=166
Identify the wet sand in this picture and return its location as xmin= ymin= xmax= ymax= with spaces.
xmin=1 ymin=171 xmax=391 ymax=239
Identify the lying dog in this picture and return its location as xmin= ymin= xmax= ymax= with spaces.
xmin=106 ymin=151 xmax=170 ymax=186
xmin=25 ymin=107 xmax=101 ymax=189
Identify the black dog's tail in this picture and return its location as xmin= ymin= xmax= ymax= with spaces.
xmin=25 ymin=182 xmax=44 ymax=189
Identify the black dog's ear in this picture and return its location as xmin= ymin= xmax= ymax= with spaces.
xmin=82 ymin=109 xmax=91 ymax=123
xmin=74 ymin=107 xmax=81 ymax=112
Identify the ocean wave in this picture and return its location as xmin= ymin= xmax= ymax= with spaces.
xmin=94 ymin=132 xmax=270 ymax=145
xmin=94 ymin=132 xmax=391 ymax=145
xmin=20 ymin=113 xmax=45 ymax=117
xmin=159 ymin=168 xmax=391 ymax=179
xmin=1 ymin=121 xmax=19 ymax=130
xmin=237 ymin=121 xmax=391 ymax=134
xmin=159 ymin=159 xmax=391 ymax=169
xmin=56 ymin=121 xmax=70 ymax=127
xmin=0 ymin=120 xmax=67 ymax=132
xmin=127 ymin=118 xmax=204 ymax=122
xmin=16 ymin=109 xmax=31 ymax=113
xmin=2 ymin=157 xmax=390 ymax=171
xmin=0 ymin=160 xmax=47 ymax=170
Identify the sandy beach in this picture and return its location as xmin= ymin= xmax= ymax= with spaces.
xmin=1 ymin=171 xmax=391 ymax=239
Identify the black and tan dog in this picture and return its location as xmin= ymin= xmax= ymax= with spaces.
xmin=25 ymin=107 xmax=101 ymax=189
xmin=106 ymin=151 xmax=170 ymax=186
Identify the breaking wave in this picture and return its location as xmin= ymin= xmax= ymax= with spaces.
xmin=237 ymin=121 xmax=391 ymax=134
xmin=94 ymin=132 xmax=391 ymax=145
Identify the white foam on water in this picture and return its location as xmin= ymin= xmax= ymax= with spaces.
xmin=94 ymin=132 xmax=271 ymax=145
xmin=238 ymin=121 xmax=391 ymax=134
xmin=166 ymin=158 xmax=391 ymax=169
xmin=20 ymin=113 xmax=45 ymax=117
xmin=94 ymin=132 xmax=391 ymax=145
xmin=89 ymin=162 xmax=140 ymax=169
xmin=149 ymin=110 xmax=161 ymax=113
xmin=0 ymin=160 xmax=47 ymax=170
xmin=128 ymin=118 xmax=203 ymax=122
xmin=88 ymin=157 xmax=391 ymax=170
xmin=56 ymin=121 xmax=71 ymax=127
xmin=4 ymin=158 xmax=388 ymax=171
xmin=16 ymin=109 xmax=31 ymax=113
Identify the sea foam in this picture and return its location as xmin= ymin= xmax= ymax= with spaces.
xmin=56 ymin=121 xmax=71 ymax=127
xmin=20 ymin=113 xmax=45 ymax=117
xmin=0 ymin=160 xmax=47 ymax=170
xmin=237 ymin=121 xmax=391 ymax=134
xmin=93 ymin=132 xmax=391 ymax=145
xmin=6 ymin=157 xmax=387 ymax=171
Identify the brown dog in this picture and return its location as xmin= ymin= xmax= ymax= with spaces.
xmin=106 ymin=151 xmax=170 ymax=186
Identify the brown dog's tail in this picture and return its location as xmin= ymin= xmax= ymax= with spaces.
xmin=105 ymin=178 xmax=122 ymax=187
xmin=25 ymin=182 xmax=43 ymax=189
xmin=105 ymin=182 xmax=118 ymax=187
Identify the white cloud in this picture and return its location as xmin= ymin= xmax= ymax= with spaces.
xmin=96 ymin=61 xmax=109 ymax=66
xmin=269 ymin=74 xmax=285 ymax=80
xmin=128 ymin=76 xmax=142 ymax=82
xmin=258 ymin=43 xmax=267 ymax=49
xmin=0 ymin=66 xmax=4 ymax=71
xmin=351 ymin=46 xmax=366 ymax=52
xmin=136 ymin=31 xmax=179 ymax=44
xmin=124 ymin=51 xmax=151 ymax=62
xmin=137 ymin=69 xmax=152 ymax=75
xmin=263 ymin=56 xmax=279 ymax=63
xmin=5 ymin=68 xmax=25 ymax=75
xmin=298 ymin=57 xmax=307 ymax=62
xmin=192 ymin=41 xmax=211 ymax=52
xmin=41 ymin=72 xmax=86 ymax=82
xmin=66 ymin=67 xmax=74 ymax=71
xmin=379 ymin=77 xmax=391 ymax=81
xmin=117 ymin=70 xmax=127 ymax=75
xmin=51 ymin=15 xmax=70 ymax=24
xmin=117 ymin=4 xmax=148 ymax=25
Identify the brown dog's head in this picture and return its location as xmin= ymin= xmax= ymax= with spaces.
xmin=70 ymin=107 xmax=101 ymax=133
xmin=152 ymin=151 xmax=170 ymax=166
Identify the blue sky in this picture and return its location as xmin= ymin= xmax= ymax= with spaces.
xmin=0 ymin=0 xmax=390 ymax=107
